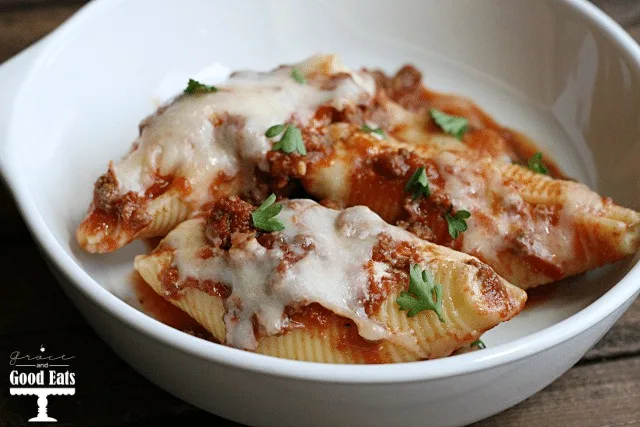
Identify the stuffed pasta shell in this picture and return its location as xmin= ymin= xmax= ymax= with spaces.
xmin=134 ymin=197 xmax=526 ymax=363
xmin=76 ymin=54 xmax=376 ymax=253
xmin=274 ymin=124 xmax=640 ymax=289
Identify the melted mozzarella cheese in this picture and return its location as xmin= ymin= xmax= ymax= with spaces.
xmin=166 ymin=200 xmax=413 ymax=350
xmin=112 ymin=54 xmax=375 ymax=207
xmin=433 ymin=150 xmax=609 ymax=276
xmin=434 ymin=152 xmax=512 ymax=259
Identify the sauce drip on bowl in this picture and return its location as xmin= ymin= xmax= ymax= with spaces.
xmin=131 ymin=271 xmax=210 ymax=337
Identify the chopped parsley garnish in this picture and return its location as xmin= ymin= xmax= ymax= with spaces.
xmin=267 ymin=124 xmax=307 ymax=156
xmin=397 ymin=264 xmax=445 ymax=322
xmin=265 ymin=124 xmax=287 ymax=138
xmin=291 ymin=68 xmax=306 ymax=84
xmin=361 ymin=124 xmax=386 ymax=138
xmin=527 ymin=152 xmax=549 ymax=175
xmin=429 ymin=109 xmax=469 ymax=140
xmin=444 ymin=209 xmax=471 ymax=239
xmin=183 ymin=79 xmax=218 ymax=94
xmin=251 ymin=194 xmax=285 ymax=232
xmin=404 ymin=166 xmax=430 ymax=200
xmin=470 ymin=339 xmax=486 ymax=350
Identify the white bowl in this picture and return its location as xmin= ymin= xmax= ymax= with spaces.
xmin=1 ymin=0 xmax=640 ymax=425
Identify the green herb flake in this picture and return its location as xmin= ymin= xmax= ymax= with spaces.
xmin=404 ymin=166 xmax=431 ymax=200
xmin=291 ymin=68 xmax=306 ymax=84
xmin=361 ymin=124 xmax=386 ymax=139
xmin=444 ymin=209 xmax=471 ymax=239
xmin=270 ymin=124 xmax=307 ymax=156
xmin=183 ymin=79 xmax=218 ymax=94
xmin=251 ymin=194 xmax=285 ymax=232
xmin=429 ymin=109 xmax=469 ymax=140
xmin=397 ymin=264 xmax=445 ymax=322
xmin=265 ymin=124 xmax=287 ymax=138
xmin=470 ymin=339 xmax=486 ymax=350
xmin=527 ymin=152 xmax=549 ymax=175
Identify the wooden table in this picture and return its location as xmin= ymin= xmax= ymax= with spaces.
xmin=1 ymin=1 xmax=639 ymax=426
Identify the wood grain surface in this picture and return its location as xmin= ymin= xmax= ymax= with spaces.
xmin=0 ymin=1 xmax=638 ymax=426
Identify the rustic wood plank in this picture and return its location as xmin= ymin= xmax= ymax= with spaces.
xmin=0 ymin=234 xmax=86 ymax=335
xmin=0 ymin=3 xmax=82 ymax=62
xmin=474 ymin=357 xmax=640 ymax=427
xmin=582 ymin=297 xmax=640 ymax=362
xmin=0 ymin=1 xmax=85 ymax=7
xmin=593 ymin=0 xmax=640 ymax=28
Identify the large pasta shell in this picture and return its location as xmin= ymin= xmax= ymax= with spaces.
xmin=134 ymin=200 xmax=526 ymax=364
xmin=299 ymin=125 xmax=640 ymax=289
